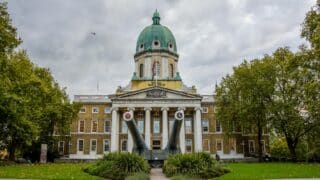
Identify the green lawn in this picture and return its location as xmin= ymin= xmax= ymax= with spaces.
xmin=218 ymin=163 xmax=320 ymax=180
xmin=0 ymin=163 xmax=103 ymax=180
xmin=0 ymin=162 xmax=319 ymax=179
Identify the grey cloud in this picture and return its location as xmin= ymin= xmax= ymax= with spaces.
xmin=7 ymin=0 xmax=316 ymax=98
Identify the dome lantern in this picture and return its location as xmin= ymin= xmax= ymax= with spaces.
xmin=152 ymin=10 xmax=160 ymax=25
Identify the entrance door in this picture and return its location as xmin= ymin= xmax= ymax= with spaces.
xmin=152 ymin=140 xmax=161 ymax=150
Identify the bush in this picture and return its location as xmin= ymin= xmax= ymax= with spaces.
xmin=162 ymin=152 xmax=230 ymax=179
xmin=84 ymin=152 xmax=150 ymax=180
xmin=270 ymin=137 xmax=290 ymax=159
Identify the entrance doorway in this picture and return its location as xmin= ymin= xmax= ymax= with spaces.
xmin=152 ymin=140 xmax=161 ymax=150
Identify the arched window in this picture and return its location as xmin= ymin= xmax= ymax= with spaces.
xmin=139 ymin=64 xmax=144 ymax=78
xmin=152 ymin=61 xmax=160 ymax=78
xmin=169 ymin=64 xmax=174 ymax=78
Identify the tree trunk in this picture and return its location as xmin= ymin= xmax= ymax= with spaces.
xmin=8 ymin=142 xmax=16 ymax=161
xmin=286 ymin=137 xmax=297 ymax=162
xmin=257 ymin=126 xmax=263 ymax=162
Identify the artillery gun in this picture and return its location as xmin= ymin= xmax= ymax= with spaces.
xmin=122 ymin=110 xmax=184 ymax=167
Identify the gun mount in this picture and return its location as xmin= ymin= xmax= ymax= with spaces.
xmin=122 ymin=110 xmax=184 ymax=167
xmin=165 ymin=110 xmax=184 ymax=153
xmin=123 ymin=111 xmax=148 ymax=154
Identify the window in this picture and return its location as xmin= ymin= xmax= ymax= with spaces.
xmin=137 ymin=120 xmax=144 ymax=134
xmin=139 ymin=43 xmax=144 ymax=51
xmin=185 ymin=118 xmax=192 ymax=134
xmin=249 ymin=140 xmax=255 ymax=153
xmin=121 ymin=139 xmax=127 ymax=152
xmin=92 ymin=107 xmax=99 ymax=113
xmin=104 ymin=120 xmax=111 ymax=133
xmin=186 ymin=139 xmax=193 ymax=153
xmin=203 ymin=139 xmax=210 ymax=152
xmin=104 ymin=139 xmax=110 ymax=152
xmin=216 ymin=120 xmax=222 ymax=133
xmin=216 ymin=139 xmax=223 ymax=152
xmin=90 ymin=139 xmax=97 ymax=152
xmin=139 ymin=64 xmax=144 ymax=78
xmin=153 ymin=40 xmax=160 ymax=47
xmin=202 ymin=107 xmax=208 ymax=113
xmin=78 ymin=139 xmax=84 ymax=152
xmin=153 ymin=118 xmax=160 ymax=134
xmin=104 ymin=107 xmax=111 ymax=114
xmin=79 ymin=107 xmax=86 ymax=113
xmin=202 ymin=119 xmax=209 ymax=133
xmin=169 ymin=64 xmax=174 ymax=78
xmin=79 ymin=120 xmax=85 ymax=133
xmin=58 ymin=141 xmax=64 ymax=155
xmin=168 ymin=43 xmax=173 ymax=50
xmin=91 ymin=120 xmax=98 ymax=133
xmin=152 ymin=61 xmax=160 ymax=78
xmin=121 ymin=120 xmax=128 ymax=133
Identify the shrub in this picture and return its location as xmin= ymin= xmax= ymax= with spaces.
xmin=84 ymin=152 xmax=150 ymax=180
xmin=270 ymin=137 xmax=290 ymax=159
xmin=162 ymin=152 xmax=230 ymax=179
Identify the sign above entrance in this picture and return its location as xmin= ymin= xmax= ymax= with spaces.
xmin=146 ymin=89 xmax=166 ymax=98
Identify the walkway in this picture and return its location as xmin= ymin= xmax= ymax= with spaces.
xmin=150 ymin=168 xmax=169 ymax=180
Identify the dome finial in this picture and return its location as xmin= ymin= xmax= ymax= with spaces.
xmin=152 ymin=9 xmax=160 ymax=25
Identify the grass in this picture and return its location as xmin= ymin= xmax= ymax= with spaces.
xmin=0 ymin=163 xmax=103 ymax=180
xmin=217 ymin=162 xmax=320 ymax=180
xmin=0 ymin=162 xmax=320 ymax=179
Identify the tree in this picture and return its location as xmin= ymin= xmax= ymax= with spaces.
xmin=301 ymin=1 xmax=320 ymax=51
xmin=0 ymin=2 xmax=79 ymax=161
xmin=215 ymin=57 xmax=276 ymax=161
xmin=268 ymin=48 xmax=313 ymax=161
xmin=0 ymin=2 xmax=21 ymax=54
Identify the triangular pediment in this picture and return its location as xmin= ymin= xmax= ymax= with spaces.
xmin=111 ymin=86 xmax=202 ymax=100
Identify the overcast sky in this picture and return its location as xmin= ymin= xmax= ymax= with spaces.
xmin=7 ymin=0 xmax=316 ymax=98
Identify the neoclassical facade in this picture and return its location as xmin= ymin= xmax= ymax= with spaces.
xmin=55 ymin=11 xmax=269 ymax=159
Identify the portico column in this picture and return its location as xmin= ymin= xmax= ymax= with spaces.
xmin=178 ymin=107 xmax=186 ymax=153
xmin=194 ymin=107 xmax=203 ymax=152
xmin=127 ymin=107 xmax=135 ymax=152
xmin=161 ymin=107 xmax=169 ymax=149
xmin=144 ymin=107 xmax=152 ymax=149
xmin=111 ymin=107 xmax=119 ymax=152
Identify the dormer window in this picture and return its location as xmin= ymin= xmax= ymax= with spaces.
xmin=168 ymin=43 xmax=174 ymax=51
xmin=152 ymin=40 xmax=160 ymax=48
xmin=139 ymin=43 xmax=144 ymax=51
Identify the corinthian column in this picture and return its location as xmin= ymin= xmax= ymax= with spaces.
xmin=111 ymin=107 xmax=119 ymax=152
xmin=144 ymin=107 xmax=152 ymax=149
xmin=161 ymin=107 xmax=169 ymax=149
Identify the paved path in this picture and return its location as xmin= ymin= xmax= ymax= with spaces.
xmin=150 ymin=168 xmax=169 ymax=180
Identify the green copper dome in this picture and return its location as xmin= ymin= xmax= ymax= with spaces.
xmin=135 ymin=10 xmax=178 ymax=56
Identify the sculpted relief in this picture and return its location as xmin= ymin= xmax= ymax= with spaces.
xmin=146 ymin=89 xmax=167 ymax=98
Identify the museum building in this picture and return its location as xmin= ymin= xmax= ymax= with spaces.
xmin=55 ymin=11 xmax=269 ymax=159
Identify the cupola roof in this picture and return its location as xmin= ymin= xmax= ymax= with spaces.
xmin=135 ymin=10 xmax=177 ymax=56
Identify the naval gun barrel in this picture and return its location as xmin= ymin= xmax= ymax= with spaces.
xmin=165 ymin=110 xmax=184 ymax=152
xmin=123 ymin=111 xmax=148 ymax=153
